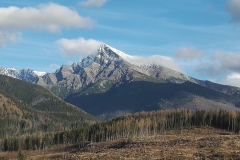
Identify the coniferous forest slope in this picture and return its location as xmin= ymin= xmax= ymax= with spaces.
xmin=65 ymin=80 xmax=240 ymax=119
xmin=0 ymin=75 xmax=97 ymax=138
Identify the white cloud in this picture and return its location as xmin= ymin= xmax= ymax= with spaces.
xmin=0 ymin=31 xmax=21 ymax=47
xmin=0 ymin=3 xmax=94 ymax=33
xmin=49 ymin=64 xmax=61 ymax=72
xmin=55 ymin=37 xmax=103 ymax=57
xmin=226 ymin=0 xmax=240 ymax=22
xmin=195 ymin=62 xmax=222 ymax=77
xmin=175 ymin=46 xmax=204 ymax=60
xmin=126 ymin=55 xmax=183 ymax=73
xmin=213 ymin=52 xmax=240 ymax=71
xmin=196 ymin=51 xmax=240 ymax=77
xmin=79 ymin=0 xmax=107 ymax=7
xmin=50 ymin=64 xmax=60 ymax=69
xmin=222 ymin=72 xmax=240 ymax=87
xmin=105 ymin=45 xmax=183 ymax=73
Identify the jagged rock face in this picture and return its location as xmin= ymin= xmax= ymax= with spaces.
xmin=0 ymin=68 xmax=19 ymax=78
xmin=138 ymin=64 xmax=198 ymax=84
xmin=0 ymin=68 xmax=46 ymax=83
xmin=18 ymin=69 xmax=39 ymax=82
xmin=35 ymin=44 xmax=148 ymax=98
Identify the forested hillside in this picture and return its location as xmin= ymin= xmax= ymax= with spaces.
xmin=0 ymin=75 xmax=97 ymax=138
xmin=66 ymin=81 xmax=240 ymax=119
xmin=1 ymin=109 xmax=240 ymax=152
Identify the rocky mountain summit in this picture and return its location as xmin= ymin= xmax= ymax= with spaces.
xmin=36 ymin=44 xmax=151 ymax=98
xmin=35 ymin=44 xmax=240 ymax=99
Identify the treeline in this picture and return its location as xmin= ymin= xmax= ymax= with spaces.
xmin=1 ymin=109 xmax=240 ymax=151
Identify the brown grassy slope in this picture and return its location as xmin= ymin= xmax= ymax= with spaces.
xmin=74 ymin=128 xmax=240 ymax=160
xmin=1 ymin=127 xmax=240 ymax=160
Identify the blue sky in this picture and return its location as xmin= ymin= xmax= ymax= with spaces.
xmin=0 ymin=0 xmax=240 ymax=87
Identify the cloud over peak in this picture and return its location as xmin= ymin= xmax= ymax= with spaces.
xmin=174 ymin=46 xmax=204 ymax=60
xmin=226 ymin=0 xmax=240 ymax=22
xmin=126 ymin=55 xmax=183 ymax=73
xmin=55 ymin=37 xmax=103 ymax=57
xmin=0 ymin=31 xmax=21 ymax=47
xmin=0 ymin=3 xmax=94 ymax=33
xmin=79 ymin=0 xmax=108 ymax=7
xmin=222 ymin=72 xmax=240 ymax=88
xmin=196 ymin=51 xmax=240 ymax=77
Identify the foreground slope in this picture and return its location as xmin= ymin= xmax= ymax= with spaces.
xmin=2 ymin=109 xmax=240 ymax=159
xmin=0 ymin=75 xmax=97 ymax=138
xmin=64 ymin=129 xmax=240 ymax=160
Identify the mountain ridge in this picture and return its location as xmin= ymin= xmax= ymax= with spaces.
xmin=1 ymin=44 xmax=239 ymax=96
xmin=37 ymin=44 xmax=240 ymax=98
xmin=1 ymin=44 xmax=240 ymax=119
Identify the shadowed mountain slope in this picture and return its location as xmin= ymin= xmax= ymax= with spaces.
xmin=65 ymin=81 xmax=240 ymax=119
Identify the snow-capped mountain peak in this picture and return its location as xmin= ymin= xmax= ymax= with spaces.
xmin=100 ymin=44 xmax=132 ymax=59
xmin=98 ymin=44 xmax=134 ymax=63
xmin=109 ymin=47 xmax=132 ymax=60
xmin=0 ymin=67 xmax=20 ymax=78
xmin=0 ymin=67 xmax=46 ymax=83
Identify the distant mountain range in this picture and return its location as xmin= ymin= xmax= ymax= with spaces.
xmin=0 ymin=67 xmax=46 ymax=83
xmin=1 ymin=44 xmax=240 ymax=119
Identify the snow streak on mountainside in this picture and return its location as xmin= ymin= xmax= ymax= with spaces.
xmin=103 ymin=44 xmax=135 ymax=61
xmin=33 ymin=71 xmax=47 ymax=77
xmin=0 ymin=67 xmax=46 ymax=83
